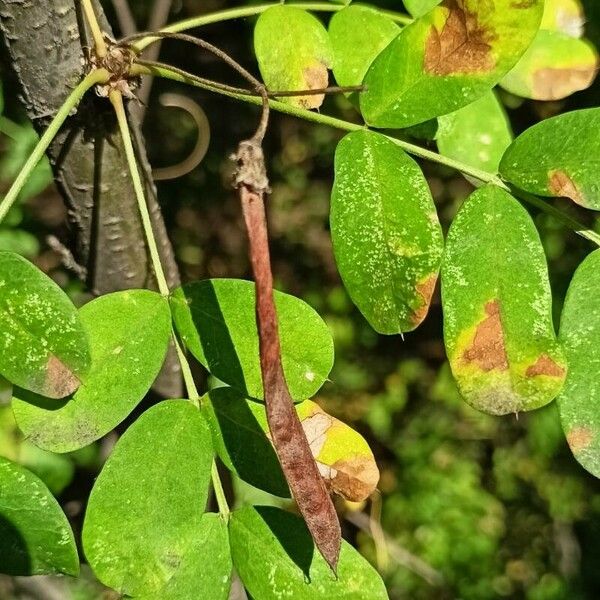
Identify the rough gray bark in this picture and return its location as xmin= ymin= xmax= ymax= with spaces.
xmin=0 ymin=0 xmax=181 ymax=395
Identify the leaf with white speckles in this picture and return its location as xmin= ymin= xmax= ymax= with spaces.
xmin=437 ymin=91 xmax=513 ymax=176
xmin=82 ymin=401 xmax=226 ymax=599
xmin=0 ymin=456 xmax=79 ymax=576
xmin=171 ymin=280 xmax=334 ymax=401
xmin=360 ymin=0 xmax=543 ymax=127
xmin=230 ymin=506 xmax=388 ymax=600
xmin=0 ymin=251 xmax=89 ymax=399
xmin=12 ymin=290 xmax=171 ymax=453
xmin=254 ymin=6 xmax=333 ymax=109
xmin=331 ymin=130 xmax=444 ymax=334
xmin=557 ymin=250 xmax=600 ymax=478
xmin=499 ymin=108 xmax=600 ymax=210
xmin=441 ymin=185 xmax=566 ymax=415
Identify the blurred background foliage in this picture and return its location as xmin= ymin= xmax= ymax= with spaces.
xmin=1 ymin=1 xmax=600 ymax=598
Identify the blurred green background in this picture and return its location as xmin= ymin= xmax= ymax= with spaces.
xmin=1 ymin=1 xmax=600 ymax=598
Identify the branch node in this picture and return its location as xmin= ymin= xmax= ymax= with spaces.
xmin=231 ymin=139 xmax=271 ymax=195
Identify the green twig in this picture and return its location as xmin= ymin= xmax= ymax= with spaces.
xmin=0 ymin=69 xmax=109 ymax=225
xmin=133 ymin=61 xmax=600 ymax=247
xmin=110 ymin=90 xmax=171 ymax=296
xmin=111 ymin=88 xmax=231 ymax=517
xmin=130 ymin=2 xmax=412 ymax=52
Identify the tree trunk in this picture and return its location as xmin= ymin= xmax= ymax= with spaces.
xmin=0 ymin=0 xmax=182 ymax=395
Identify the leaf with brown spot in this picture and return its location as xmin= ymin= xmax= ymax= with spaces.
xmin=462 ymin=300 xmax=509 ymax=372
xmin=424 ymin=0 xmax=496 ymax=76
xmin=297 ymin=401 xmax=380 ymax=503
xmin=254 ymin=6 xmax=333 ymax=110
xmin=13 ymin=290 xmax=172 ymax=453
xmin=442 ymin=185 xmax=566 ymax=415
xmin=525 ymin=354 xmax=566 ymax=378
xmin=500 ymin=108 xmax=600 ymax=210
xmin=0 ymin=251 xmax=90 ymax=399
xmin=361 ymin=0 xmax=543 ymax=127
xmin=558 ymin=250 xmax=600 ymax=478
xmin=331 ymin=131 xmax=444 ymax=335
xmin=501 ymin=29 xmax=597 ymax=100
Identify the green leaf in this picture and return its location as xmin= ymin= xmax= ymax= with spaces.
xmin=13 ymin=290 xmax=171 ymax=453
xmin=171 ymin=279 xmax=334 ymax=401
xmin=230 ymin=506 xmax=389 ymax=599
xmin=204 ymin=387 xmax=290 ymax=498
xmin=0 ymin=251 xmax=90 ymax=398
xmin=441 ymin=185 xmax=566 ymax=415
xmin=437 ymin=91 xmax=513 ymax=175
xmin=499 ymin=108 xmax=600 ymax=210
xmin=0 ymin=456 xmax=79 ymax=576
xmin=403 ymin=0 xmax=442 ymax=18
xmin=82 ymin=400 xmax=222 ymax=599
xmin=557 ymin=250 xmax=600 ymax=477
xmin=328 ymin=6 xmax=400 ymax=87
xmin=254 ymin=6 xmax=333 ymax=109
xmin=500 ymin=30 xmax=597 ymax=100
xmin=330 ymin=130 xmax=444 ymax=334
xmin=361 ymin=0 xmax=544 ymax=127
xmin=0 ymin=229 xmax=40 ymax=258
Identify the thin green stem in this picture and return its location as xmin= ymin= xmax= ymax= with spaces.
xmin=111 ymin=88 xmax=231 ymax=518
xmin=173 ymin=333 xmax=200 ymax=408
xmin=110 ymin=90 xmax=171 ymax=296
xmin=0 ymin=69 xmax=109 ymax=225
xmin=132 ymin=61 xmax=600 ymax=248
xmin=211 ymin=461 xmax=230 ymax=518
xmin=131 ymin=2 xmax=412 ymax=51
xmin=81 ymin=0 xmax=108 ymax=57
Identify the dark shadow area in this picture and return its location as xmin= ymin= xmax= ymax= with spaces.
xmin=0 ymin=514 xmax=31 ymax=576
xmin=13 ymin=387 xmax=71 ymax=411
xmin=175 ymin=280 xmax=247 ymax=394
xmin=255 ymin=506 xmax=315 ymax=580
xmin=210 ymin=388 xmax=289 ymax=497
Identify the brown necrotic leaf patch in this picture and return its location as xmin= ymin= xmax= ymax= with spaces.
xmin=300 ymin=63 xmax=329 ymax=109
xmin=462 ymin=300 xmax=509 ymax=371
xmin=533 ymin=65 xmax=597 ymax=101
xmin=525 ymin=354 xmax=565 ymax=378
xmin=411 ymin=274 xmax=438 ymax=326
xmin=424 ymin=0 xmax=497 ymax=76
xmin=548 ymin=169 xmax=586 ymax=206
xmin=44 ymin=354 xmax=81 ymax=398
xmin=567 ymin=426 xmax=594 ymax=452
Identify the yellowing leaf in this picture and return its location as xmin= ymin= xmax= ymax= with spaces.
xmin=296 ymin=400 xmax=379 ymax=502
xmin=254 ymin=6 xmax=333 ymax=109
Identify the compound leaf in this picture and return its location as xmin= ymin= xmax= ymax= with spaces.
xmin=361 ymin=0 xmax=544 ymax=127
xmin=0 ymin=456 xmax=78 ymax=576
xmin=171 ymin=279 xmax=334 ymax=401
xmin=331 ymin=130 xmax=443 ymax=334
xmin=13 ymin=290 xmax=171 ymax=453
xmin=230 ymin=506 xmax=388 ymax=600
xmin=557 ymin=250 xmax=600 ymax=478
xmin=0 ymin=251 xmax=89 ymax=398
xmin=82 ymin=400 xmax=220 ymax=599
xmin=442 ymin=185 xmax=566 ymax=415
xmin=500 ymin=108 xmax=600 ymax=210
